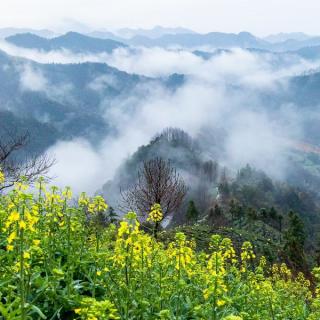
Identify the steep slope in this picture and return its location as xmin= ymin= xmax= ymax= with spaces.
xmin=0 ymin=49 xmax=183 ymax=155
xmin=0 ymin=110 xmax=60 ymax=156
xmin=99 ymin=128 xmax=320 ymax=270
xmin=0 ymin=49 xmax=151 ymax=152
xmin=100 ymin=128 xmax=219 ymax=211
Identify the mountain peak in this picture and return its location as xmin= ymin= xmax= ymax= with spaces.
xmin=60 ymin=31 xmax=87 ymax=39
xmin=6 ymin=32 xmax=45 ymax=40
xmin=238 ymin=31 xmax=257 ymax=39
xmin=264 ymin=32 xmax=311 ymax=43
xmin=6 ymin=31 xmax=127 ymax=53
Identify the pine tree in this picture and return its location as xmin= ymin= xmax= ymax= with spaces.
xmin=246 ymin=207 xmax=258 ymax=232
xmin=229 ymin=200 xmax=244 ymax=227
xmin=186 ymin=200 xmax=199 ymax=224
xmin=278 ymin=214 xmax=283 ymax=243
xmin=208 ymin=204 xmax=223 ymax=225
xmin=247 ymin=207 xmax=258 ymax=222
xmin=235 ymin=205 xmax=245 ymax=228
xmin=229 ymin=199 xmax=237 ymax=223
xmin=213 ymin=204 xmax=222 ymax=217
xmin=269 ymin=207 xmax=277 ymax=220
xmin=260 ymin=208 xmax=268 ymax=222
xmin=218 ymin=168 xmax=230 ymax=200
xmin=284 ymin=211 xmax=306 ymax=271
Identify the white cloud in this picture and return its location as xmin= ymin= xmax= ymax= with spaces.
xmin=48 ymin=139 xmax=105 ymax=194
xmin=16 ymin=62 xmax=75 ymax=108
xmin=19 ymin=64 xmax=48 ymax=91
xmin=88 ymin=74 xmax=120 ymax=92
xmin=28 ymin=46 xmax=317 ymax=193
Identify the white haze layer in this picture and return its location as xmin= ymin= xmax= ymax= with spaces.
xmin=1 ymin=42 xmax=318 ymax=193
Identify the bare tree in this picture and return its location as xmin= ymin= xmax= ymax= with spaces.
xmin=0 ymin=128 xmax=55 ymax=190
xmin=121 ymin=158 xmax=187 ymax=220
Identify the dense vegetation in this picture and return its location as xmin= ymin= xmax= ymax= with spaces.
xmin=102 ymin=129 xmax=320 ymax=270
xmin=1 ymin=172 xmax=320 ymax=320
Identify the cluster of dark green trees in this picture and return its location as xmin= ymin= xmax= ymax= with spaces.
xmin=184 ymin=196 xmax=309 ymax=272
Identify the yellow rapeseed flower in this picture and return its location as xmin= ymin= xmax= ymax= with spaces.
xmin=148 ymin=203 xmax=163 ymax=223
xmin=19 ymin=220 xmax=27 ymax=230
xmin=33 ymin=239 xmax=41 ymax=246
xmin=0 ymin=170 xmax=4 ymax=184
xmin=222 ymin=316 xmax=243 ymax=320
xmin=6 ymin=244 xmax=14 ymax=251
xmin=62 ymin=186 xmax=73 ymax=200
xmin=23 ymin=251 xmax=31 ymax=259
xmin=74 ymin=308 xmax=81 ymax=314
xmin=8 ymin=211 xmax=20 ymax=223
xmin=7 ymin=231 xmax=17 ymax=244
xmin=88 ymin=196 xmax=108 ymax=214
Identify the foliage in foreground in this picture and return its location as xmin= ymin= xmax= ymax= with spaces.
xmin=1 ymin=175 xmax=320 ymax=319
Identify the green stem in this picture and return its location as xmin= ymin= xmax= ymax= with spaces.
xmin=213 ymin=252 xmax=218 ymax=320
xmin=20 ymin=206 xmax=26 ymax=320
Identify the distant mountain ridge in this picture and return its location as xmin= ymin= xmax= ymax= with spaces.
xmin=5 ymin=30 xmax=269 ymax=50
xmin=127 ymin=31 xmax=320 ymax=52
xmin=0 ymin=48 xmax=183 ymax=155
xmin=87 ymin=31 xmax=124 ymax=42
xmin=0 ymin=27 xmax=58 ymax=39
xmin=87 ymin=26 xmax=196 ymax=42
xmin=6 ymin=29 xmax=320 ymax=54
xmin=0 ymin=48 xmax=144 ymax=153
xmin=115 ymin=26 xmax=197 ymax=39
xmin=271 ymin=37 xmax=320 ymax=51
xmin=6 ymin=32 xmax=127 ymax=53
xmin=264 ymin=32 xmax=312 ymax=43
xmin=127 ymin=31 xmax=269 ymax=49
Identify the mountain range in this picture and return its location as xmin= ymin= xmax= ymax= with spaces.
xmin=1 ymin=27 xmax=320 ymax=201
xmin=0 ymin=27 xmax=58 ymax=39
xmin=0 ymin=45 xmax=319 ymax=179
xmin=0 ymin=48 xmax=183 ymax=156
xmin=5 ymin=30 xmax=320 ymax=54
xmin=124 ymin=31 xmax=320 ymax=52
xmin=114 ymin=26 xmax=196 ymax=39
xmin=263 ymin=32 xmax=312 ymax=43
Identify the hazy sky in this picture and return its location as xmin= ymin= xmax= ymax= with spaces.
xmin=0 ymin=0 xmax=319 ymax=36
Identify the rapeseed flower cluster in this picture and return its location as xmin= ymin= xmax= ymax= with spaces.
xmin=167 ymin=232 xmax=195 ymax=272
xmin=0 ymin=173 xmax=319 ymax=319
xmin=75 ymin=297 xmax=119 ymax=320
xmin=0 ymin=170 xmax=4 ymax=184
xmin=148 ymin=203 xmax=163 ymax=222
xmin=88 ymin=195 xmax=108 ymax=214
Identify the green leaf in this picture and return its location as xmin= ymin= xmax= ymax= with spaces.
xmin=30 ymin=305 xmax=47 ymax=319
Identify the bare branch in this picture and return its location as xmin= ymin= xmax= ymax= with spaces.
xmin=121 ymin=158 xmax=187 ymax=219
xmin=0 ymin=128 xmax=56 ymax=190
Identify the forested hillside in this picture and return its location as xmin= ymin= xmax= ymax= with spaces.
xmin=99 ymin=128 xmax=320 ymax=272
